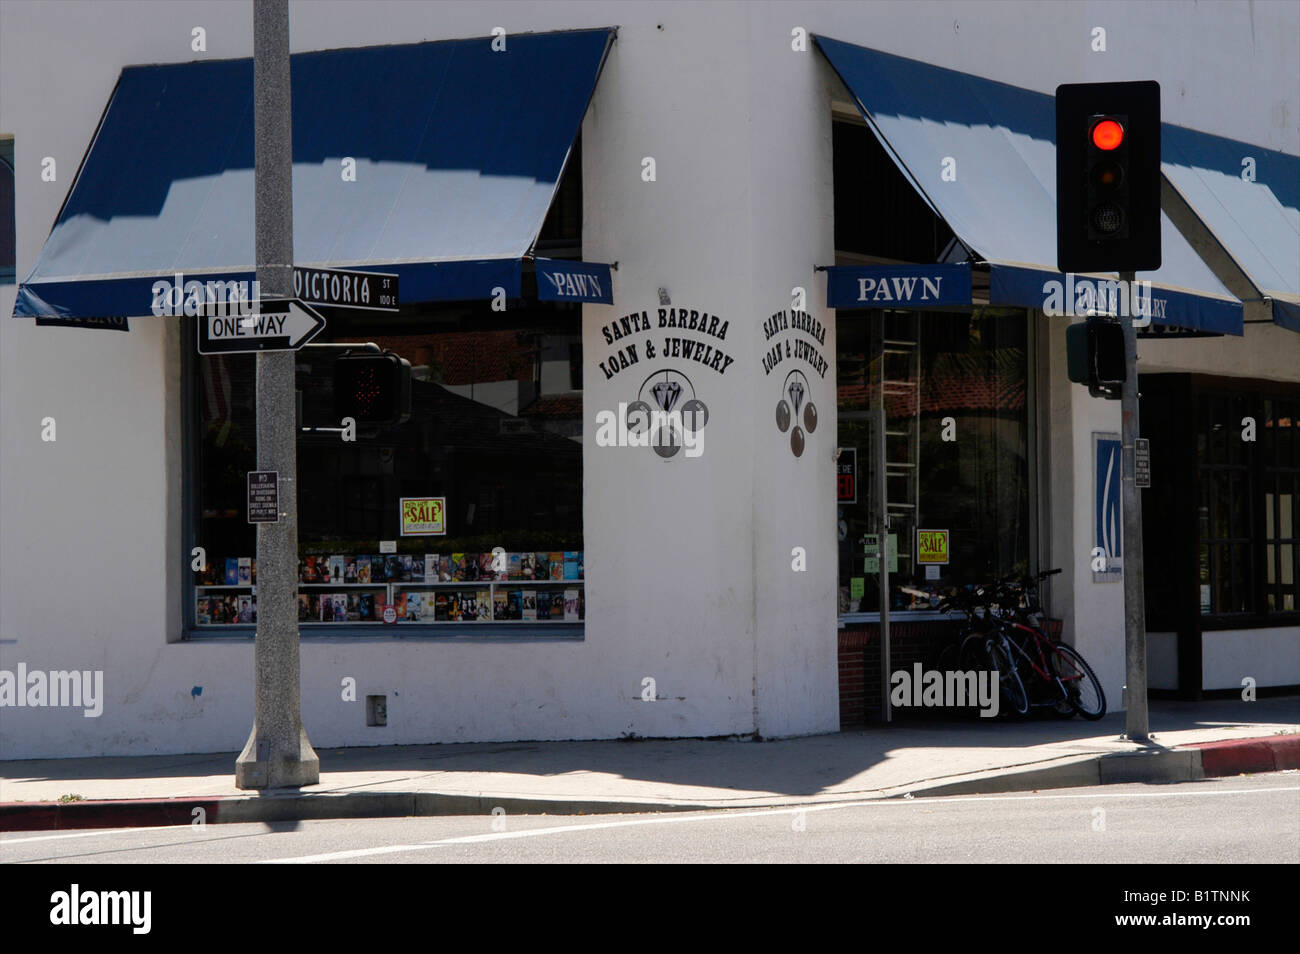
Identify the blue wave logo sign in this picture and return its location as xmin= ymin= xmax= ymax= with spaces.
xmin=1094 ymin=434 xmax=1123 ymax=581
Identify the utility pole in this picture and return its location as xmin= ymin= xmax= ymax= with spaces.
xmin=1119 ymin=270 xmax=1149 ymax=743
xmin=236 ymin=0 xmax=319 ymax=789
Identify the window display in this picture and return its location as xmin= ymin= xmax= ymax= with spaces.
xmin=188 ymin=301 xmax=584 ymax=632
xmin=836 ymin=308 xmax=1031 ymax=614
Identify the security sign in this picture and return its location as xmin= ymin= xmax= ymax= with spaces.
xmin=917 ymin=529 xmax=949 ymax=565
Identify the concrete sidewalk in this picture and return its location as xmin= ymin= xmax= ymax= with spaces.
xmin=2 ymin=696 xmax=1296 ymax=831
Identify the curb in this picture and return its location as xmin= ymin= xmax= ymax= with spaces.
xmin=907 ymin=733 xmax=1297 ymax=798
xmin=0 ymin=791 xmax=716 ymax=833
xmin=3 ymin=734 xmax=1295 ymax=832
xmin=1186 ymin=733 xmax=1300 ymax=777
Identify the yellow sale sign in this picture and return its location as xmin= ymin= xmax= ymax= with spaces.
xmin=400 ymin=497 xmax=446 ymax=536
xmin=917 ymin=529 xmax=949 ymax=565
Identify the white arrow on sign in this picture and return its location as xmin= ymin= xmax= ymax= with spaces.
xmin=198 ymin=298 xmax=327 ymax=354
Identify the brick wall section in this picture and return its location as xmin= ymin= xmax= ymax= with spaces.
xmin=837 ymin=618 xmax=1064 ymax=725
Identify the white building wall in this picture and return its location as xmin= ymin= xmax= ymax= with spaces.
xmin=1 ymin=0 xmax=1296 ymax=758
xmin=1202 ymin=628 xmax=1300 ymax=691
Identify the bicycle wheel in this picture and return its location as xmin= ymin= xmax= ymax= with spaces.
xmin=1050 ymin=642 xmax=1106 ymax=720
xmin=957 ymin=631 xmax=990 ymax=672
xmin=986 ymin=636 xmax=1029 ymax=717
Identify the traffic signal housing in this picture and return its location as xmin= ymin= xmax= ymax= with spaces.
xmin=1057 ymin=81 xmax=1161 ymax=274
xmin=334 ymin=350 xmax=412 ymax=426
xmin=1066 ymin=319 xmax=1126 ymax=399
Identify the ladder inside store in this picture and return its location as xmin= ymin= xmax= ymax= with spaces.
xmin=880 ymin=310 xmax=920 ymax=589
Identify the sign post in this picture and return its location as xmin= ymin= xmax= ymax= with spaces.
xmin=235 ymin=0 xmax=319 ymax=789
xmin=1119 ymin=270 xmax=1150 ymax=743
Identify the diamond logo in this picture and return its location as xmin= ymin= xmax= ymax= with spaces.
xmin=652 ymin=381 xmax=682 ymax=412
xmin=787 ymin=380 xmax=805 ymax=413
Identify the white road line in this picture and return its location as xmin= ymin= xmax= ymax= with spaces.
xmin=259 ymin=784 xmax=1300 ymax=864
xmin=1 ymin=824 xmax=190 ymax=845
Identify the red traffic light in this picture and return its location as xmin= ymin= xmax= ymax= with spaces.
xmin=1091 ymin=118 xmax=1124 ymax=151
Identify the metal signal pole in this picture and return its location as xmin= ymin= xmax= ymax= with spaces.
xmin=1119 ymin=270 xmax=1149 ymax=742
xmin=235 ymin=0 xmax=319 ymax=788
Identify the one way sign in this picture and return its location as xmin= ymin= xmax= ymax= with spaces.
xmin=198 ymin=298 xmax=327 ymax=354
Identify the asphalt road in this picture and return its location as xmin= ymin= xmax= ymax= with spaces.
xmin=3 ymin=774 xmax=1296 ymax=865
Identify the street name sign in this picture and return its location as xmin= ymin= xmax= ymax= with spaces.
xmin=294 ymin=266 xmax=399 ymax=312
xmin=199 ymin=298 xmax=326 ymax=354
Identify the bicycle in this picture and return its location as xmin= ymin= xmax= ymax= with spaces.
xmin=930 ymin=585 xmax=1027 ymax=718
xmin=988 ymin=571 xmax=1107 ymax=720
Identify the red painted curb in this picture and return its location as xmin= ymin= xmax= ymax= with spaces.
xmin=1183 ymin=734 xmax=1300 ymax=777
xmin=0 ymin=798 xmax=223 ymax=833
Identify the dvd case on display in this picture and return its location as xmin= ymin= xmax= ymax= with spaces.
xmin=331 ymin=594 xmax=347 ymax=622
xmin=303 ymin=555 xmax=320 ymax=583
xmin=520 ymin=552 xmax=534 ymax=581
xmin=550 ymin=592 xmax=565 ymax=618
xmin=537 ymin=591 xmax=550 ymax=620
xmin=346 ymin=593 xmax=362 ymax=622
xmin=563 ymin=551 xmax=579 ymax=581
xmin=479 ymin=553 xmax=494 ymax=579
xmin=522 ymin=589 xmax=537 ymax=622
xmin=400 ymin=554 xmax=414 ymax=582
xmin=508 ymin=553 xmax=521 ymax=580
xmin=434 ymin=592 xmax=449 ymax=622
xmin=507 ymin=590 xmax=522 ymax=620
xmin=476 ymin=589 xmax=491 ymax=621
xmin=238 ymin=557 xmax=252 ymax=586
xmin=357 ymin=554 xmax=371 ymax=584
xmin=195 ymin=596 xmax=211 ymax=625
xmin=533 ymin=552 xmax=549 ymax=582
xmin=406 ymin=591 xmax=424 ymax=622
xmin=297 ymin=594 xmax=311 ymax=622
xmin=549 ymin=552 xmax=564 ymax=581
xmin=238 ymin=595 xmax=255 ymax=624
xmin=564 ymin=589 xmax=579 ymax=622
xmin=410 ymin=556 xmax=424 ymax=583
xmin=329 ymin=555 xmax=345 ymax=584
xmin=252 ymin=559 xmax=257 ymax=584
xmin=424 ymin=554 xmax=438 ymax=582
xmin=383 ymin=554 xmax=402 ymax=583
xmin=345 ymin=556 xmax=358 ymax=583
xmin=358 ymin=593 xmax=375 ymax=621
xmin=225 ymin=558 xmax=239 ymax=585
xmin=394 ymin=592 xmax=408 ymax=621
xmin=492 ymin=590 xmax=508 ymax=620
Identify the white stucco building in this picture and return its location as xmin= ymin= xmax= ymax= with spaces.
xmin=1 ymin=0 xmax=1296 ymax=759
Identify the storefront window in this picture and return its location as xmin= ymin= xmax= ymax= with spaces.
xmin=1263 ymin=398 xmax=1298 ymax=613
xmin=1194 ymin=389 xmax=1300 ymax=617
xmin=187 ymin=302 xmax=584 ymax=632
xmin=837 ymin=308 xmax=1031 ymax=614
xmin=0 ymin=137 xmax=15 ymax=284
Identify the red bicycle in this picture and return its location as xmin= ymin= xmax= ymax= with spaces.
xmin=987 ymin=572 xmax=1107 ymax=720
